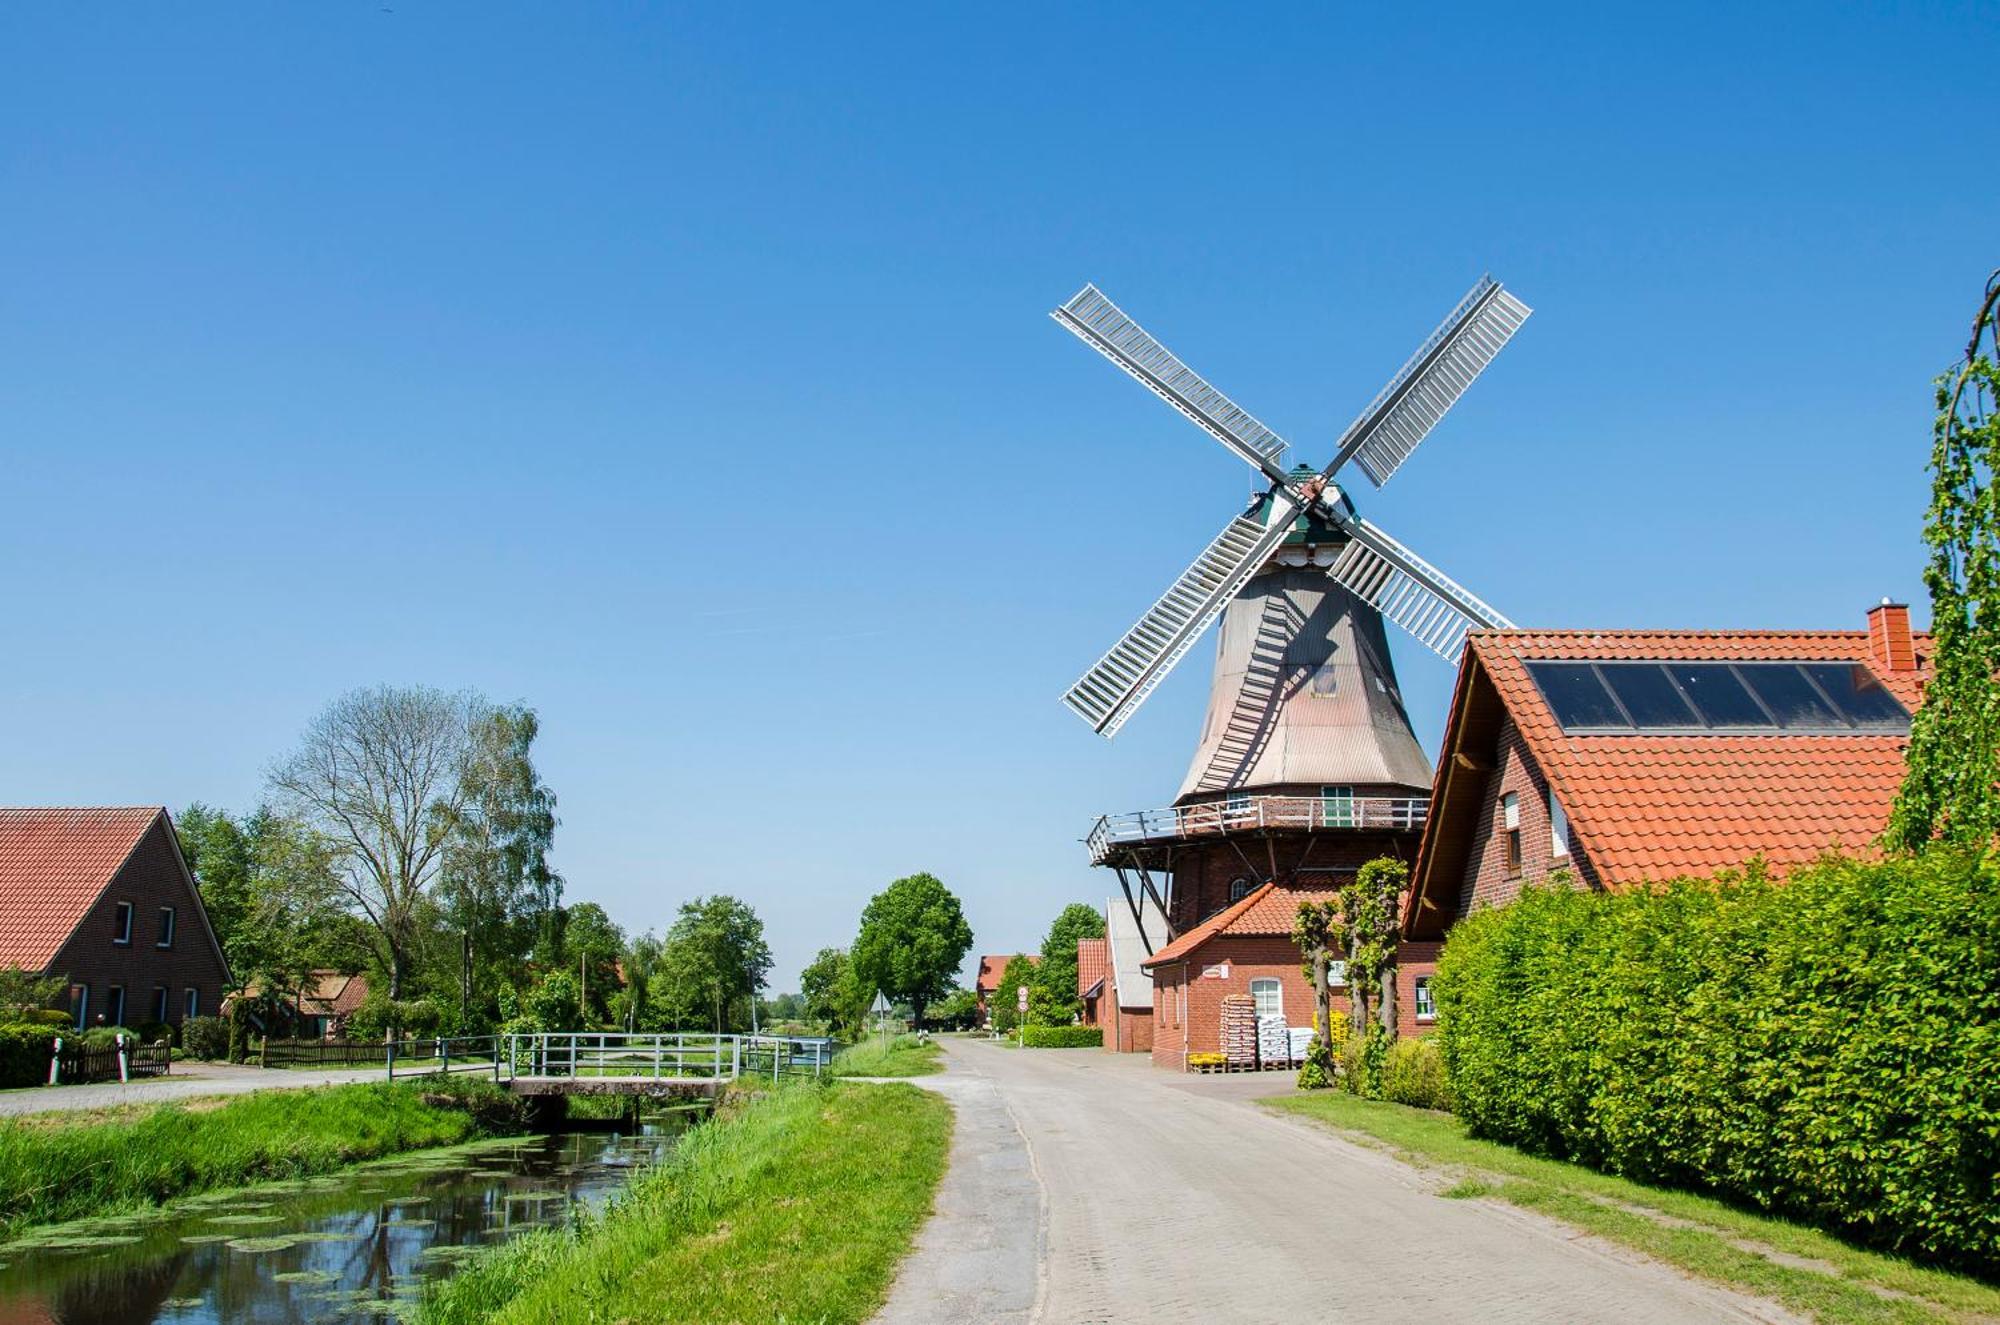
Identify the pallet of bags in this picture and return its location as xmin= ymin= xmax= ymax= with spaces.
xmin=1257 ymin=1014 xmax=1292 ymax=1067
xmin=1219 ymin=993 xmax=1258 ymax=1067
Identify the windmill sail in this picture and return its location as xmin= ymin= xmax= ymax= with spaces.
xmin=1053 ymin=285 xmax=1293 ymax=484
xmin=1328 ymin=277 xmax=1531 ymax=488
xmin=1065 ymin=493 xmax=1304 ymax=737
xmin=1327 ymin=517 xmax=1513 ymax=662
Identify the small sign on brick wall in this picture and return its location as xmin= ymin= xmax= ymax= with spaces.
xmin=1200 ymin=962 xmax=1231 ymax=980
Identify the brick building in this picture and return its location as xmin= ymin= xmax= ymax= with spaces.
xmin=1076 ymin=938 xmax=1108 ymax=1028
xmin=973 ymin=952 xmax=1037 ymax=1025
xmin=1092 ymin=894 xmax=1161 ymax=1054
xmin=0 ymin=807 xmax=232 ymax=1030
xmin=1406 ymin=603 xmax=1929 ymax=940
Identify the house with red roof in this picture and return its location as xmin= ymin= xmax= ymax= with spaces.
xmin=0 ymin=807 xmax=231 ymax=1031
xmin=973 ymin=952 xmax=1037 ymax=1025
xmin=1406 ymin=603 xmax=1929 ymax=958
xmin=1076 ymin=937 xmax=1108 ymax=1028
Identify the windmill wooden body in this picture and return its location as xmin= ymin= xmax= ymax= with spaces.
xmin=1054 ymin=278 xmax=1531 ymax=959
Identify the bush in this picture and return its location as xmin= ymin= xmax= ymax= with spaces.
xmin=1379 ymin=1036 xmax=1451 ymax=1111
xmin=10 ymin=1009 xmax=71 ymax=1028
xmin=1435 ymin=850 xmax=2000 ymax=1275
xmin=79 ymin=1025 xmax=140 ymax=1050
xmin=181 ymin=1016 xmax=229 ymax=1061
xmin=1019 ymin=1025 xmax=1101 ymax=1048
xmin=0 ymin=1024 xmax=54 ymax=1089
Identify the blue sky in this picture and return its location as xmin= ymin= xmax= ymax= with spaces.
xmin=2 ymin=4 xmax=1994 ymax=992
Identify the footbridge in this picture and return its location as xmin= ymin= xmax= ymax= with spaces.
xmin=380 ymin=1032 xmax=835 ymax=1100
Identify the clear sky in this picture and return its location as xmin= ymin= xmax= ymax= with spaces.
xmin=3 ymin=4 xmax=1994 ymax=993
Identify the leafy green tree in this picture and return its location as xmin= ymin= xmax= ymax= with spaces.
xmin=648 ymin=895 xmax=772 ymax=1033
xmin=990 ymin=954 xmax=1034 ymax=1033
xmin=551 ymin=902 xmax=624 ymax=1023
xmin=1335 ymin=857 xmax=1411 ymax=1096
xmin=1291 ymin=899 xmax=1342 ymax=1089
xmin=1892 ymin=272 xmax=2000 ymax=851
xmin=612 ymin=931 xmax=662 ymax=1031
xmin=0 ymin=966 xmax=68 ymax=1019
xmin=851 ymin=872 xmax=974 ymax=1029
xmin=175 ymin=803 xmax=258 ymax=963
xmin=800 ymin=946 xmax=867 ymax=1034
xmin=1028 ymin=903 xmax=1105 ymax=1026
xmin=930 ymin=986 xmax=979 ymax=1030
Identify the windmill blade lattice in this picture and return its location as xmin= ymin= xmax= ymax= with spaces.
xmin=1327 ymin=516 xmax=1514 ymax=662
xmin=1064 ymin=492 xmax=1305 ymax=738
xmin=1053 ymin=284 xmax=1294 ymax=484
xmin=1328 ymin=277 xmax=1532 ymax=488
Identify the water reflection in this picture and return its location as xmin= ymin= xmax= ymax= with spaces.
xmin=0 ymin=1122 xmax=683 ymax=1325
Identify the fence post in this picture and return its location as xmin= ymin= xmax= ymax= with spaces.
xmin=386 ymin=1037 xmax=396 ymax=1084
xmin=730 ymin=1035 xmax=740 ymax=1081
xmin=772 ymin=1038 xmax=780 ymax=1084
xmin=441 ymin=1036 xmax=450 ymax=1077
xmin=48 ymin=1035 xmax=62 ymax=1086
xmin=116 ymin=1034 xmax=129 ymax=1085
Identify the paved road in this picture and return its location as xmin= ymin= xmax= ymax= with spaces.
xmin=0 ymin=1062 xmax=388 ymax=1117
xmin=877 ymin=1038 xmax=1797 ymax=1325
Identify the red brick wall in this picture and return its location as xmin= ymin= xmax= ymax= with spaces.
xmin=47 ymin=817 xmax=230 ymax=1030
xmin=1146 ymin=936 xmax=1443 ymax=1070
xmin=1162 ymin=817 xmax=1421 ymax=934
xmin=1455 ymin=717 xmax=1602 ymax=918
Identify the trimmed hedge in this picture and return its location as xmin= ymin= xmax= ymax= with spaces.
xmin=181 ymin=1015 xmax=229 ymax=1061
xmin=0 ymin=1024 xmax=53 ymax=1089
xmin=1379 ymin=1036 xmax=1451 ymax=1112
xmin=1020 ymin=1025 xmax=1102 ymax=1048
xmin=1434 ymin=851 xmax=2000 ymax=1275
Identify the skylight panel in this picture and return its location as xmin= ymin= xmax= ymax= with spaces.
xmin=1524 ymin=662 xmax=1625 ymax=730
xmin=1598 ymin=664 xmax=1698 ymax=728
xmin=1664 ymin=663 xmax=1769 ymax=728
xmin=1525 ymin=659 xmax=1910 ymax=735
xmin=1801 ymin=663 xmax=1910 ymax=729
xmin=1737 ymin=664 xmax=1842 ymax=729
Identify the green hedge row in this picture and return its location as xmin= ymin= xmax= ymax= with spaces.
xmin=1020 ymin=1025 xmax=1101 ymax=1048
xmin=0 ymin=1025 xmax=53 ymax=1089
xmin=1434 ymin=850 xmax=2000 ymax=1274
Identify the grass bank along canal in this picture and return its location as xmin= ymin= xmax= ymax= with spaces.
xmin=0 ymin=1115 xmax=687 ymax=1324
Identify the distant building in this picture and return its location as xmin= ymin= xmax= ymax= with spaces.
xmin=1407 ymin=603 xmax=1930 ymax=957
xmin=1076 ymin=938 xmax=1107 ymax=1028
xmin=0 ymin=807 xmax=231 ymax=1030
xmin=973 ymin=952 xmax=1038 ymax=1024
xmin=1089 ymin=895 xmax=1162 ymax=1054
xmin=232 ymin=970 xmax=371 ymax=1039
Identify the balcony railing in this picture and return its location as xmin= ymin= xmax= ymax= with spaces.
xmin=1087 ymin=794 xmax=1429 ymax=865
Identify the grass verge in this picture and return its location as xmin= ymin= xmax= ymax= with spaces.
xmin=831 ymin=1033 xmax=943 ymax=1077
xmin=0 ymin=1076 xmax=526 ymax=1240
xmin=421 ymin=1080 xmax=952 ymax=1325
xmin=1265 ymin=1092 xmax=2000 ymax=1325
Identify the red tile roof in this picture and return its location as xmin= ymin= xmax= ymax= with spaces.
xmin=0 ymin=807 xmax=166 ymax=969
xmin=1076 ymin=938 xmax=1108 ymax=998
xmin=975 ymin=953 xmax=1036 ymax=994
xmin=1408 ymin=628 xmax=1931 ymax=935
xmin=1141 ymin=881 xmax=1337 ymax=968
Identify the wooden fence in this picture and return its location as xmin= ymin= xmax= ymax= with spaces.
xmin=47 ymin=1035 xmax=171 ymax=1085
xmin=260 ymin=1038 xmax=390 ymax=1068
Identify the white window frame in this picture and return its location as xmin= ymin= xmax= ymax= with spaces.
xmin=1228 ymin=876 xmax=1253 ymax=903
xmin=1327 ymin=959 xmax=1348 ymax=988
xmin=72 ymin=985 xmax=89 ymax=1030
xmin=113 ymin=901 xmax=133 ymax=946
xmin=157 ymin=906 xmax=176 ymax=949
xmin=1550 ymin=789 xmax=1570 ymax=858
xmin=1502 ymin=791 xmax=1520 ymax=830
xmin=1414 ymin=976 xmax=1436 ymax=1023
xmin=152 ymin=985 xmax=169 ymax=1024
xmin=1321 ymin=785 xmax=1354 ymax=828
xmin=184 ymin=987 xmax=199 ymax=1020
xmin=106 ymin=984 xmax=125 ymax=1028
xmin=1249 ymin=977 xmax=1284 ymax=1020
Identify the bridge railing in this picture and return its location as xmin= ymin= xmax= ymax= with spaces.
xmin=379 ymin=1032 xmax=835 ymax=1085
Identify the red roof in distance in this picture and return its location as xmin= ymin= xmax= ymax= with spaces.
xmin=1076 ymin=938 xmax=1108 ymax=998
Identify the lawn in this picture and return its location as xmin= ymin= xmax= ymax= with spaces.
xmin=420 ymin=1080 xmax=953 ymax=1325
xmin=0 ymin=1077 xmax=525 ymax=1239
xmin=1266 ymin=1092 xmax=2000 ymax=1325
xmin=831 ymin=1032 xmax=943 ymax=1077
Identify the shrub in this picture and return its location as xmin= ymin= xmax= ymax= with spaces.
xmin=0 ymin=1024 xmax=54 ymax=1089
xmin=1435 ymin=850 xmax=2000 ymax=1275
xmin=79 ymin=1025 xmax=140 ymax=1050
xmin=10 ymin=1009 xmax=71 ymax=1028
xmin=1379 ymin=1036 xmax=1451 ymax=1111
xmin=181 ymin=1015 xmax=229 ymax=1061
xmin=1019 ymin=1025 xmax=1101 ymax=1048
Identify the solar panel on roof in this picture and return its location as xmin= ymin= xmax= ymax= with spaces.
xmin=1737 ymin=664 xmax=1842 ymax=728
xmin=1598 ymin=664 xmax=1698 ymax=727
xmin=1801 ymin=663 xmax=1910 ymax=729
xmin=1525 ymin=660 xmax=1909 ymax=735
xmin=1525 ymin=662 xmax=1625 ymax=729
xmin=1665 ymin=663 xmax=1769 ymax=728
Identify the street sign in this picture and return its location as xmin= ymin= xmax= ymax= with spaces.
xmin=870 ymin=990 xmax=891 ymax=1016
xmin=1016 ymin=985 xmax=1028 ymax=1012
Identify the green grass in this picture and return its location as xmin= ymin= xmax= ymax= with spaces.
xmin=0 ymin=1077 xmax=525 ymax=1240
xmin=1266 ymin=1092 xmax=2000 ymax=1325
xmin=420 ymin=1080 xmax=953 ymax=1325
xmin=830 ymin=1033 xmax=943 ymax=1077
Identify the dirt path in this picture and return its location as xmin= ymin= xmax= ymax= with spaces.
xmin=0 ymin=1062 xmax=389 ymax=1117
xmin=876 ymin=1038 xmax=1797 ymax=1325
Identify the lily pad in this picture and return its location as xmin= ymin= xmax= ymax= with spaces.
xmin=274 ymin=1269 xmax=336 ymax=1284
xmin=380 ymin=1217 xmax=436 ymax=1230
xmin=504 ymin=1190 xmax=564 ymax=1202
xmin=205 ymin=1213 xmax=285 ymax=1227
xmin=21 ymin=1234 xmax=143 ymax=1251
xmin=180 ymin=1233 xmax=237 ymax=1245
xmin=226 ymin=1235 xmax=301 ymax=1253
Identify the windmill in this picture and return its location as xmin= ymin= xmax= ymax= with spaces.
xmin=1053 ymin=277 xmax=1531 ymax=938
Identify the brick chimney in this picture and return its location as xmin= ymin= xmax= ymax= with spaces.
xmin=1867 ymin=599 xmax=1915 ymax=673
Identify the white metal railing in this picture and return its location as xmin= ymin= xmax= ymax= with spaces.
xmin=380 ymin=1032 xmax=834 ymax=1085
xmin=1087 ymin=794 xmax=1429 ymax=864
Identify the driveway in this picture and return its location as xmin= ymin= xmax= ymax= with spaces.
xmin=0 ymin=1061 xmax=389 ymax=1117
xmin=875 ymin=1038 xmax=1794 ymax=1325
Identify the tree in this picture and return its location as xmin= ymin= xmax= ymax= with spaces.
xmin=1291 ymin=899 xmax=1342 ymax=1089
xmin=267 ymin=685 xmax=490 ymax=1003
xmin=930 ymin=986 xmax=980 ymax=1030
xmin=1892 ymin=271 xmax=2000 ymax=851
xmin=176 ymin=803 xmax=258 ymax=962
xmin=554 ymin=902 xmax=625 ymax=1023
xmin=1028 ymin=903 xmax=1105 ymax=1026
xmin=438 ymin=705 xmax=561 ymax=1025
xmin=0 ymin=966 xmax=67 ymax=1019
xmin=990 ymin=954 xmax=1034 ymax=1033
xmin=1336 ymin=857 xmax=1411 ymax=1097
xmin=851 ymin=872 xmax=974 ymax=1029
xmin=800 ymin=946 xmax=866 ymax=1034
xmin=614 ymin=931 xmax=663 ymax=1031
xmin=650 ymin=895 xmax=772 ymax=1033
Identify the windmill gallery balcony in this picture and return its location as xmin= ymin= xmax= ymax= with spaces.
xmin=1086 ymin=793 xmax=1429 ymax=867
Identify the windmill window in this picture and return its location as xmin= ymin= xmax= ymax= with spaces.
xmin=1321 ymin=786 xmax=1354 ymax=827
xmin=1228 ymin=877 xmax=1253 ymax=903
xmin=1250 ymin=977 xmax=1283 ymax=1019
xmin=1311 ymin=661 xmax=1339 ymax=695
xmin=113 ymin=902 xmax=133 ymax=946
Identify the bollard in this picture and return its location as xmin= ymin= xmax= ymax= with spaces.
xmin=116 ymin=1033 xmax=129 ymax=1084
xmin=49 ymin=1035 xmax=62 ymax=1086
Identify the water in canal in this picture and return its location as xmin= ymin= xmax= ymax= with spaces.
xmin=0 ymin=1119 xmax=685 ymax=1323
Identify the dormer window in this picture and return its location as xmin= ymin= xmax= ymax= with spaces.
xmin=113 ymin=901 xmax=133 ymax=946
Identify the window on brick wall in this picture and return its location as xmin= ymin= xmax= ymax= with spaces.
xmin=1415 ymin=976 xmax=1436 ymax=1022
xmin=1503 ymin=793 xmax=1522 ymax=874
xmin=1328 ymin=959 xmax=1348 ymax=987
xmin=184 ymin=988 xmax=199 ymax=1020
xmin=113 ymin=901 xmax=133 ymax=945
xmin=157 ymin=906 xmax=176 ymax=949
xmin=1321 ymin=785 xmax=1354 ymax=828
xmin=106 ymin=984 xmax=125 ymax=1028
xmin=1550 ymin=789 xmax=1570 ymax=858
xmin=152 ymin=985 xmax=169 ymax=1024
xmin=1229 ymin=876 xmax=1253 ymax=903
xmin=1250 ymin=978 xmax=1283 ymax=1019
xmin=71 ymin=985 xmax=88 ymax=1030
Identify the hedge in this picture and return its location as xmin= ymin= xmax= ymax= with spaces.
xmin=0 ymin=1024 xmax=54 ymax=1089
xmin=1379 ymin=1036 xmax=1451 ymax=1112
xmin=1020 ymin=1025 xmax=1102 ymax=1048
xmin=1434 ymin=850 xmax=2000 ymax=1275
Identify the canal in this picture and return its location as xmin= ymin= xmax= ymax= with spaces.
xmin=0 ymin=1118 xmax=684 ymax=1323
